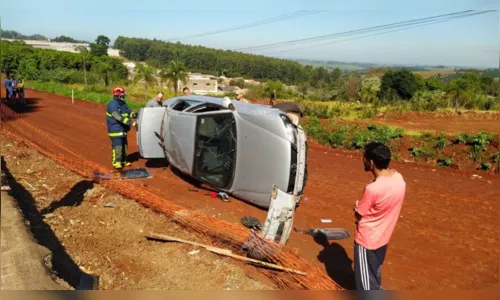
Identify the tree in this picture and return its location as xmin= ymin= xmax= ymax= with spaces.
xmin=445 ymin=73 xmax=482 ymax=111
xmin=264 ymin=80 xmax=285 ymax=98
xmin=380 ymin=69 xmax=420 ymax=100
xmin=446 ymin=78 xmax=472 ymax=111
xmin=162 ymin=61 xmax=188 ymax=95
xmin=18 ymin=57 xmax=40 ymax=80
xmin=345 ymin=75 xmax=361 ymax=101
xmin=89 ymin=35 xmax=110 ymax=57
xmin=359 ymin=77 xmax=381 ymax=104
xmin=134 ymin=64 xmax=157 ymax=101
xmin=424 ymin=77 xmax=445 ymax=91
xmin=53 ymin=35 xmax=86 ymax=43
xmin=93 ymin=57 xmax=113 ymax=86
xmin=75 ymin=46 xmax=89 ymax=89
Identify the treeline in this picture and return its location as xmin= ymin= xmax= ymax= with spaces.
xmin=1 ymin=30 xmax=48 ymax=41
xmin=113 ymin=36 xmax=340 ymax=85
xmin=53 ymin=35 xmax=88 ymax=43
xmin=1 ymin=40 xmax=128 ymax=86
xmin=246 ymin=68 xmax=500 ymax=112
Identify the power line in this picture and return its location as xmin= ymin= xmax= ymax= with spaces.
xmin=234 ymin=10 xmax=479 ymax=52
xmin=165 ymin=10 xmax=326 ymax=41
xmin=262 ymin=10 xmax=495 ymax=56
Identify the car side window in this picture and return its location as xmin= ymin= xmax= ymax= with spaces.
xmin=193 ymin=113 xmax=237 ymax=189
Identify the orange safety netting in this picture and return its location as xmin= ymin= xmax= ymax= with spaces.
xmin=1 ymin=102 xmax=342 ymax=290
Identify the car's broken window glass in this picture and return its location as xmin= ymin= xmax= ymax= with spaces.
xmin=194 ymin=113 xmax=236 ymax=189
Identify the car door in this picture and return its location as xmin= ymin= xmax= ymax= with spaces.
xmin=136 ymin=107 xmax=167 ymax=159
xmin=163 ymin=107 xmax=197 ymax=175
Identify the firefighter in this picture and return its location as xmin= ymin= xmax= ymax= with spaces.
xmin=106 ymin=86 xmax=137 ymax=169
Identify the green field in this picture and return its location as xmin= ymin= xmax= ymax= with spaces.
xmin=295 ymin=60 xmax=366 ymax=71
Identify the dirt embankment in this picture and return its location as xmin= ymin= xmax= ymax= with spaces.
xmin=1 ymin=138 xmax=273 ymax=290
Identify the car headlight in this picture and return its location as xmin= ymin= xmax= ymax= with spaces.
xmin=280 ymin=114 xmax=297 ymax=146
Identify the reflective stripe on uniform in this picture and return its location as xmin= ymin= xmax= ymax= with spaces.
xmin=122 ymin=118 xmax=129 ymax=124
xmin=106 ymin=112 xmax=129 ymax=118
xmin=109 ymin=132 xmax=127 ymax=137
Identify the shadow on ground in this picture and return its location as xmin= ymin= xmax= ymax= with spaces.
xmin=313 ymin=232 xmax=356 ymax=290
xmin=1 ymin=157 xmax=99 ymax=290
xmin=41 ymin=180 xmax=94 ymax=214
xmin=1 ymin=98 xmax=43 ymax=120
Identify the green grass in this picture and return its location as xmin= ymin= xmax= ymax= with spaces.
xmin=27 ymin=81 xmax=157 ymax=110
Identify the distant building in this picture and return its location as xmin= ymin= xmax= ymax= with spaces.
xmin=179 ymin=73 xmax=218 ymax=95
xmin=107 ymin=49 xmax=120 ymax=57
xmin=3 ymin=38 xmax=119 ymax=57
xmin=244 ymin=79 xmax=262 ymax=86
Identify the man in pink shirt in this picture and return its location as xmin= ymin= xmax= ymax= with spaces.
xmin=353 ymin=142 xmax=406 ymax=290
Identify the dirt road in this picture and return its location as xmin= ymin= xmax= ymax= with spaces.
xmin=2 ymin=90 xmax=499 ymax=290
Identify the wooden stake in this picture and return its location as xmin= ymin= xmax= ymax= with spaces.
xmin=144 ymin=232 xmax=306 ymax=276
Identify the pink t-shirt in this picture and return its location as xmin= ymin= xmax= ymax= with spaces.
xmin=354 ymin=170 xmax=406 ymax=250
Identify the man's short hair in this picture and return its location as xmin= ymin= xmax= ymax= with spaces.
xmin=157 ymin=92 xmax=164 ymax=96
xmin=182 ymin=87 xmax=190 ymax=92
xmin=363 ymin=142 xmax=391 ymax=169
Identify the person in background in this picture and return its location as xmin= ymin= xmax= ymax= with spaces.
xmin=183 ymin=87 xmax=191 ymax=96
xmin=10 ymin=75 xmax=18 ymax=100
xmin=4 ymin=74 xmax=13 ymax=101
xmin=16 ymin=79 xmax=26 ymax=105
xmin=269 ymin=89 xmax=277 ymax=106
xmin=146 ymin=92 xmax=164 ymax=107
xmin=235 ymin=89 xmax=249 ymax=103
xmin=353 ymin=142 xmax=406 ymax=290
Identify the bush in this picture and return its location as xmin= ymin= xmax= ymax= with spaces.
xmin=326 ymin=127 xmax=347 ymax=148
xmin=437 ymin=157 xmax=453 ymax=167
xmin=478 ymin=162 xmax=492 ymax=170
xmin=410 ymin=147 xmax=435 ymax=160
xmin=491 ymin=152 xmax=500 ymax=163
xmin=435 ymin=136 xmax=448 ymax=149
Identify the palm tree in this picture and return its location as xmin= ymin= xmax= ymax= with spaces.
xmin=75 ymin=46 xmax=88 ymax=90
xmin=158 ymin=69 xmax=169 ymax=89
xmin=93 ymin=57 xmax=113 ymax=87
xmin=134 ymin=64 xmax=156 ymax=101
xmin=163 ymin=61 xmax=188 ymax=95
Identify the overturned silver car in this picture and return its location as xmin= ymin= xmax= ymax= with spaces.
xmin=136 ymin=95 xmax=308 ymax=209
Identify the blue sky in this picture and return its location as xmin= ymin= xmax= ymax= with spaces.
xmin=1 ymin=0 xmax=499 ymax=68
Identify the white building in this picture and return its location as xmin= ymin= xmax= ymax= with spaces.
xmin=3 ymin=38 xmax=119 ymax=57
xmin=179 ymin=73 xmax=218 ymax=95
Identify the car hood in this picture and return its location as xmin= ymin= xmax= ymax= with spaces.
xmin=229 ymin=112 xmax=291 ymax=208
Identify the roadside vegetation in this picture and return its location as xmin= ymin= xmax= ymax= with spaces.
xmin=303 ymin=117 xmax=499 ymax=171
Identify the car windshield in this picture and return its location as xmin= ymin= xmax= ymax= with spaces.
xmin=194 ymin=113 xmax=237 ymax=189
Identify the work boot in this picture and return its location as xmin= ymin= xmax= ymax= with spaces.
xmin=113 ymin=162 xmax=123 ymax=169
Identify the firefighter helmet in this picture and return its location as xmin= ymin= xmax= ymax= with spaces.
xmin=112 ymin=86 xmax=126 ymax=97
